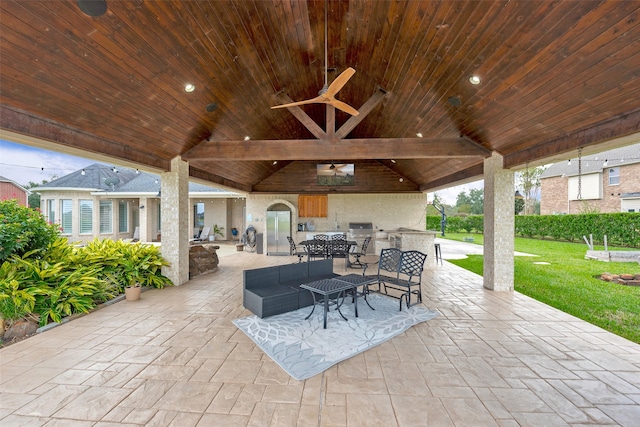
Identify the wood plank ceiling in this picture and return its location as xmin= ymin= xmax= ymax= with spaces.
xmin=1 ymin=0 xmax=639 ymax=194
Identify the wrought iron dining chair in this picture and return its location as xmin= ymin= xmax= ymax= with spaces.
xmin=287 ymin=236 xmax=307 ymax=263
xmin=330 ymin=234 xmax=351 ymax=270
xmin=305 ymin=239 xmax=327 ymax=261
xmin=348 ymin=236 xmax=371 ymax=269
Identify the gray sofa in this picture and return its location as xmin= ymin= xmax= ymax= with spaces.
xmin=243 ymin=259 xmax=338 ymax=318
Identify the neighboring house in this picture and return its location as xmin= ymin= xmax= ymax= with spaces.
xmin=32 ymin=164 xmax=246 ymax=244
xmin=0 ymin=175 xmax=30 ymax=206
xmin=540 ymin=144 xmax=640 ymax=214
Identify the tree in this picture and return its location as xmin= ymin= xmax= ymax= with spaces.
xmin=516 ymin=166 xmax=545 ymax=215
xmin=456 ymin=191 xmax=471 ymax=214
xmin=25 ymin=179 xmax=51 ymax=210
xmin=468 ymin=188 xmax=484 ymax=214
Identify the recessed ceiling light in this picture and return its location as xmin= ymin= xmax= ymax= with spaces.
xmin=77 ymin=0 xmax=107 ymax=17
xmin=390 ymin=159 xmax=396 ymax=164
xmin=416 ymin=132 xmax=423 ymax=138
xmin=469 ymin=75 xmax=481 ymax=85
xmin=244 ymin=136 xmax=250 ymax=141
xmin=184 ymin=83 xmax=195 ymax=93
xmin=399 ymin=178 xmax=404 ymax=182
xmin=272 ymin=161 xmax=278 ymax=165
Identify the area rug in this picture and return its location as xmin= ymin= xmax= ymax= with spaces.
xmin=232 ymin=294 xmax=439 ymax=380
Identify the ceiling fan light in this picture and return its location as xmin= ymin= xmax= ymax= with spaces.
xmin=390 ymin=159 xmax=396 ymax=163
xmin=244 ymin=136 xmax=250 ymax=141
xmin=184 ymin=83 xmax=195 ymax=93
xmin=416 ymin=132 xmax=423 ymax=138
xmin=469 ymin=75 xmax=481 ymax=85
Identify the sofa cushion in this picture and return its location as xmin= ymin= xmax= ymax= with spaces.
xmin=279 ymin=262 xmax=309 ymax=287
xmin=243 ymin=266 xmax=280 ymax=289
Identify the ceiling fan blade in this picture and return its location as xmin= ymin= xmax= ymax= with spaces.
xmin=329 ymin=99 xmax=360 ymax=116
xmin=271 ymin=96 xmax=322 ymax=110
xmin=325 ymin=67 xmax=356 ymax=97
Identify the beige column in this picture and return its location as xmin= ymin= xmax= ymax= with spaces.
xmin=160 ymin=157 xmax=190 ymax=286
xmin=483 ymin=152 xmax=515 ymax=291
xmin=138 ymin=197 xmax=150 ymax=242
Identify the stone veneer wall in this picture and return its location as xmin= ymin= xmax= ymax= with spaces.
xmin=245 ymin=193 xmax=427 ymax=251
xmin=483 ymin=153 xmax=515 ymax=291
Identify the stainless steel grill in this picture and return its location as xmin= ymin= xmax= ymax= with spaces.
xmin=348 ymin=222 xmax=375 ymax=254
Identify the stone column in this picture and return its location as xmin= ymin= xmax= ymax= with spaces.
xmin=483 ymin=152 xmax=514 ymax=291
xmin=160 ymin=157 xmax=190 ymax=286
xmin=138 ymin=197 xmax=150 ymax=242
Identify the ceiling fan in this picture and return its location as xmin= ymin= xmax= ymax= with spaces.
xmin=271 ymin=2 xmax=359 ymax=116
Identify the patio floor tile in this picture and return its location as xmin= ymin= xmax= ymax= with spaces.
xmin=0 ymin=246 xmax=638 ymax=426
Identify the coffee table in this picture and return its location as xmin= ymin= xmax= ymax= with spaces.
xmin=300 ymin=279 xmax=356 ymax=329
xmin=333 ymin=273 xmax=378 ymax=312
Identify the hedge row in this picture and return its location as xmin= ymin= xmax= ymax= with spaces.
xmin=426 ymin=213 xmax=640 ymax=247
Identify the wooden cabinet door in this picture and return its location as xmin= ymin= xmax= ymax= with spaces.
xmin=298 ymin=195 xmax=328 ymax=217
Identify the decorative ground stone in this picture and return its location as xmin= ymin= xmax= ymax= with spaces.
xmin=189 ymin=243 xmax=220 ymax=278
xmin=600 ymin=272 xmax=640 ymax=286
xmin=3 ymin=320 xmax=38 ymax=341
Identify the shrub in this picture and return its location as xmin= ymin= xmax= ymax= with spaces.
xmin=0 ymin=237 xmax=172 ymax=327
xmin=0 ymin=199 xmax=60 ymax=263
xmin=81 ymin=238 xmax=173 ymax=292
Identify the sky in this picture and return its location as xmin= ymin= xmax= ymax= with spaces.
xmin=0 ymin=140 xmax=99 ymax=187
xmin=0 ymin=139 xmax=482 ymax=204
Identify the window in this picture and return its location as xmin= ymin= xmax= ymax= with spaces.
xmin=99 ymin=200 xmax=113 ymax=233
xmin=61 ymin=199 xmax=72 ymax=234
xmin=119 ymin=201 xmax=128 ymax=233
xmin=193 ymin=202 xmax=204 ymax=227
xmin=609 ymin=167 xmax=620 ymax=185
xmin=79 ymin=200 xmax=93 ymax=234
xmin=47 ymin=199 xmax=55 ymax=224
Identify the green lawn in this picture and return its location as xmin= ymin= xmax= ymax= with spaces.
xmin=442 ymin=233 xmax=640 ymax=344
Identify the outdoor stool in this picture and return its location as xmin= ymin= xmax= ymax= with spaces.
xmin=434 ymin=243 xmax=442 ymax=265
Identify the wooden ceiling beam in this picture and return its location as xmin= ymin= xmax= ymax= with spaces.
xmin=0 ymin=105 xmax=171 ymax=170
xmin=335 ymin=87 xmax=388 ymax=139
xmin=419 ymin=163 xmax=485 ymax=192
xmin=503 ymin=110 xmax=640 ymax=168
xmin=182 ymin=137 xmax=491 ymax=161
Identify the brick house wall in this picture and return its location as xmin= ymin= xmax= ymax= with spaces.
xmin=0 ymin=181 xmax=28 ymax=206
xmin=541 ymin=162 xmax=640 ymax=214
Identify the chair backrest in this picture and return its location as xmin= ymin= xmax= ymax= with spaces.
xmin=314 ymin=234 xmax=329 ymax=241
xmin=377 ymin=247 xmax=426 ymax=280
xmin=331 ymin=234 xmax=347 ymax=241
xmin=360 ymin=236 xmax=371 ymax=253
xmin=398 ymin=250 xmax=427 ymax=279
xmin=378 ymin=248 xmax=403 ymax=274
xmin=287 ymin=236 xmax=296 ymax=251
xmin=199 ymin=226 xmax=211 ymax=240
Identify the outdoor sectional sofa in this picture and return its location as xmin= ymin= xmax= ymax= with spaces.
xmin=243 ymin=259 xmax=339 ymax=318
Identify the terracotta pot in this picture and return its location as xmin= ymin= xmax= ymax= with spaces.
xmin=125 ymin=285 xmax=141 ymax=301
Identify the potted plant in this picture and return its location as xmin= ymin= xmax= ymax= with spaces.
xmin=120 ymin=257 xmax=143 ymax=301
xmin=213 ymin=224 xmax=224 ymax=240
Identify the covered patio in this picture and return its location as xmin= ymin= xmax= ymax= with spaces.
xmin=1 ymin=247 xmax=638 ymax=426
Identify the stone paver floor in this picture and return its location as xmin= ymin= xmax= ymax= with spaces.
xmin=1 ymin=246 xmax=639 ymax=426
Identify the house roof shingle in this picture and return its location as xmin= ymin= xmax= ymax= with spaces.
xmin=33 ymin=164 xmax=243 ymax=197
xmin=540 ymin=144 xmax=640 ymax=179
